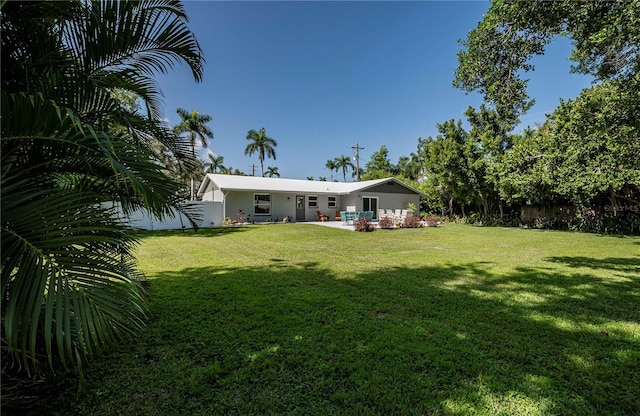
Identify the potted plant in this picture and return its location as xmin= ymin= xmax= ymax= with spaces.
xmin=406 ymin=202 xmax=416 ymax=216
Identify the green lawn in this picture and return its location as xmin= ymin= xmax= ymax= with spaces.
xmin=50 ymin=224 xmax=640 ymax=415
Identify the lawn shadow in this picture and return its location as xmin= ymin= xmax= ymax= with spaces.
xmin=133 ymin=226 xmax=250 ymax=240
xmin=50 ymin=260 xmax=640 ymax=415
xmin=546 ymin=255 xmax=640 ymax=274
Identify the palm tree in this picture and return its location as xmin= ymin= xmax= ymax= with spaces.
xmin=174 ymin=108 xmax=213 ymax=199
xmin=1 ymin=0 xmax=204 ymax=394
xmin=265 ymin=166 xmax=280 ymax=178
xmin=175 ymin=108 xmax=213 ymax=156
xmin=334 ymin=155 xmax=355 ymax=182
xmin=325 ymin=159 xmax=338 ymax=181
xmin=205 ymin=154 xmax=225 ymax=173
xmin=244 ymin=127 xmax=277 ymax=177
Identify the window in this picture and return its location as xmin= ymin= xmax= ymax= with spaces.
xmin=254 ymin=193 xmax=271 ymax=215
xmin=328 ymin=196 xmax=337 ymax=208
xmin=308 ymin=195 xmax=318 ymax=208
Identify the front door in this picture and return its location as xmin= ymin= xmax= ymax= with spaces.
xmin=363 ymin=196 xmax=379 ymax=218
xmin=295 ymin=195 xmax=305 ymax=221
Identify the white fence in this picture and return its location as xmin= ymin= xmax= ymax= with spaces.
xmin=116 ymin=201 xmax=223 ymax=230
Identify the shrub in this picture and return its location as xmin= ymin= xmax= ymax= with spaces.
xmin=378 ymin=216 xmax=394 ymax=229
xmin=354 ymin=218 xmax=375 ymax=232
xmin=422 ymin=216 xmax=440 ymax=227
xmin=402 ymin=216 xmax=421 ymax=228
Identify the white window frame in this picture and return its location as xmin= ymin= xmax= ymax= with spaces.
xmin=328 ymin=196 xmax=337 ymax=208
xmin=253 ymin=193 xmax=271 ymax=215
xmin=307 ymin=195 xmax=318 ymax=208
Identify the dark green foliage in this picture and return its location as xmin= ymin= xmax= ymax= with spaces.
xmin=495 ymin=80 xmax=639 ymax=234
xmin=1 ymin=0 xmax=205 ymax=404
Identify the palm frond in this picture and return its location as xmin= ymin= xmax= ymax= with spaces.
xmin=2 ymin=177 xmax=145 ymax=373
xmin=60 ymin=0 xmax=203 ymax=119
xmin=1 ymin=1 xmax=206 ymax=395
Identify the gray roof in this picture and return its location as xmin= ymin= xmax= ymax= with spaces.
xmin=197 ymin=174 xmax=424 ymax=197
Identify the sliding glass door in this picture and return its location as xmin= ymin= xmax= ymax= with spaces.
xmin=362 ymin=196 xmax=378 ymax=218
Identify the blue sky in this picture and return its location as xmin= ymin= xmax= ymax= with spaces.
xmin=157 ymin=1 xmax=594 ymax=180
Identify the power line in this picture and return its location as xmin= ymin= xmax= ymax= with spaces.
xmin=351 ymin=142 xmax=364 ymax=182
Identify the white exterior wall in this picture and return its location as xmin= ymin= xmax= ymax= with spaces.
xmin=225 ymin=191 xmax=319 ymax=222
xmin=116 ymin=201 xmax=223 ymax=230
xmin=271 ymin=193 xmax=297 ymax=221
xmin=223 ymin=191 xmax=347 ymax=222
xmin=200 ymin=186 xmax=215 ymax=201
xmin=303 ymin=194 xmax=341 ymax=221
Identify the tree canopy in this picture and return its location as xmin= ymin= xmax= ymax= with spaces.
xmin=454 ymin=0 xmax=639 ymax=125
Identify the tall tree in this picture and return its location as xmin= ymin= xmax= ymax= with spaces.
xmin=395 ymin=152 xmax=423 ymax=182
xmin=417 ymin=120 xmax=477 ymax=216
xmin=1 ymin=0 xmax=204 ymax=396
xmin=334 ymin=155 xmax=355 ymax=182
xmin=174 ymin=108 xmax=213 ymax=199
xmin=244 ymin=127 xmax=277 ymax=177
xmin=463 ymin=105 xmax=514 ymax=216
xmin=362 ymin=145 xmax=394 ymax=180
xmin=265 ymin=166 xmax=280 ymax=178
xmin=205 ymin=154 xmax=225 ymax=174
xmin=325 ymin=159 xmax=338 ymax=181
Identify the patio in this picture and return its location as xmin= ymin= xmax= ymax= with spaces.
xmin=304 ymin=220 xmax=360 ymax=231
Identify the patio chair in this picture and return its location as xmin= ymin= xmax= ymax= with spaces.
xmin=335 ymin=210 xmax=341 ymax=221
xmin=344 ymin=211 xmax=357 ymax=225
xmin=316 ymin=211 xmax=329 ymax=222
xmin=365 ymin=211 xmax=373 ymax=221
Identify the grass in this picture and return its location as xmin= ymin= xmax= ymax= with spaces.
xmin=49 ymin=224 xmax=639 ymax=415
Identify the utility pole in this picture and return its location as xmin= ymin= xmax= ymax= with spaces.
xmin=351 ymin=142 xmax=364 ymax=181
xmin=250 ymin=164 xmax=257 ymax=176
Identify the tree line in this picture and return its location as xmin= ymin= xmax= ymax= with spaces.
xmin=355 ymin=1 xmax=639 ymax=234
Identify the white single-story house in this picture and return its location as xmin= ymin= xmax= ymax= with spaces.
xmin=197 ymin=174 xmax=425 ymax=223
